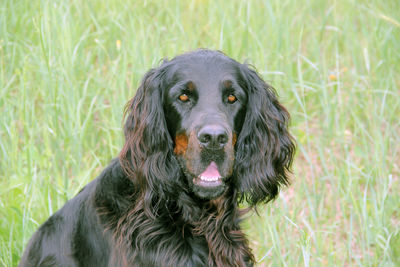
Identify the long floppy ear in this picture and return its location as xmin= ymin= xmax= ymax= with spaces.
xmin=119 ymin=67 xmax=180 ymax=202
xmin=235 ymin=64 xmax=295 ymax=206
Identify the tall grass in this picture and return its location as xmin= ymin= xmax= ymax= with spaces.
xmin=1 ymin=0 xmax=399 ymax=266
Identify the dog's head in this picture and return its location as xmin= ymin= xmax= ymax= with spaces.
xmin=120 ymin=50 xmax=295 ymax=204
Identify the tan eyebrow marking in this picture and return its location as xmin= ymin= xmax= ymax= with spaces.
xmin=187 ymin=81 xmax=196 ymax=91
xmin=223 ymin=80 xmax=233 ymax=88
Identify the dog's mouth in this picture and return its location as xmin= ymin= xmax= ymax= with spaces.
xmin=173 ymin=131 xmax=234 ymax=199
xmin=193 ymin=161 xmax=223 ymax=187
xmin=177 ymin=157 xmax=228 ymax=199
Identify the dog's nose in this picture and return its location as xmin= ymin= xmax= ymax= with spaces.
xmin=197 ymin=125 xmax=228 ymax=149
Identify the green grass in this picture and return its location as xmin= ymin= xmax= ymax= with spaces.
xmin=1 ymin=0 xmax=399 ymax=266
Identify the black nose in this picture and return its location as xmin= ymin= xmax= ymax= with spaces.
xmin=197 ymin=125 xmax=229 ymax=149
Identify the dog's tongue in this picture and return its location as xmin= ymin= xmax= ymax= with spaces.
xmin=200 ymin=162 xmax=221 ymax=178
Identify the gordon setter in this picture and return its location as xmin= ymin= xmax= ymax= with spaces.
xmin=20 ymin=49 xmax=295 ymax=267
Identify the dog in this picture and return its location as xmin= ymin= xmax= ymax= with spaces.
xmin=20 ymin=49 xmax=295 ymax=267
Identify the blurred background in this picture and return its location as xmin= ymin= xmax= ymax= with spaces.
xmin=1 ymin=0 xmax=399 ymax=266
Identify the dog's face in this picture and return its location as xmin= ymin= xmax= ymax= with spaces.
xmin=120 ymin=50 xmax=294 ymax=205
xmin=163 ymin=55 xmax=247 ymax=199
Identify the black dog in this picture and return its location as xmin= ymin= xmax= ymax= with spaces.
xmin=20 ymin=49 xmax=295 ymax=267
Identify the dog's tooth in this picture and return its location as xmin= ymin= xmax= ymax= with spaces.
xmin=199 ymin=175 xmax=221 ymax=182
xmin=199 ymin=175 xmax=222 ymax=182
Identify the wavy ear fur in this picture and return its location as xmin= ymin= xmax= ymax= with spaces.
xmin=235 ymin=64 xmax=295 ymax=206
xmin=119 ymin=67 xmax=180 ymax=210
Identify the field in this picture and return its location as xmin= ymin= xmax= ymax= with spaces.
xmin=1 ymin=0 xmax=399 ymax=266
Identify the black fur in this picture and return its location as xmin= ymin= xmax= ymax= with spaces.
xmin=20 ymin=49 xmax=295 ymax=267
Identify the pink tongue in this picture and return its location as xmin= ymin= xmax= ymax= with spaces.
xmin=200 ymin=162 xmax=221 ymax=178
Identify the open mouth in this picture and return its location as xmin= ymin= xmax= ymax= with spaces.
xmin=193 ymin=161 xmax=223 ymax=187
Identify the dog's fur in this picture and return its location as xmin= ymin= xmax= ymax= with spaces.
xmin=20 ymin=50 xmax=295 ymax=267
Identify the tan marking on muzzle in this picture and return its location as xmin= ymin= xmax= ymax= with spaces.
xmin=174 ymin=134 xmax=189 ymax=155
xmin=232 ymin=133 xmax=237 ymax=146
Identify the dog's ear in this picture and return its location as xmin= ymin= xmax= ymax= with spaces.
xmin=235 ymin=64 xmax=295 ymax=206
xmin=119 ymin=67 xmax=180 ymax=199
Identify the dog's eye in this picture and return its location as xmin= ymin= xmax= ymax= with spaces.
xmin=179 ymin=94 xmax=189 ymax=102
xmin=227 ymin=94 xmax=237 ymax=104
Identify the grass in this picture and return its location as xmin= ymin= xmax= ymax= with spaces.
xmin=1 ymin=0 xmax=399 ymax=266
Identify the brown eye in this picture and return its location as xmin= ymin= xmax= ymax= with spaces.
xmin=227 ymin=94 xmax=237 ymax=103
xmin=179 ymin=94 xmax=189 ymax=102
